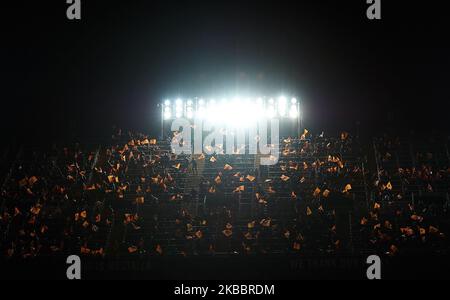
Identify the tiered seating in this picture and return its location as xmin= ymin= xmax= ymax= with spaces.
xmin=409 ymin=136 xmax=450 ymax=195
xmin=374 ymin=136 xmax=416 ymax=198
xmin=116 ymin=138 xmax=190 ymax=256
xmin=202 ymin=153 xmax=257 ymax=218
xmin=0 ymin=143 xmax=112 ymax=259
xmin=1 ymin=129 xmax=448 ymax=260
xmin=357 ymin=134 xmax=450 ymax=255
xmin=373 ymin=135 xmax=450 ymax=199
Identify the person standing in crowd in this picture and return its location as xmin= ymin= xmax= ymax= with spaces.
xmin=191 ymin=156 xmax=198 ymax=175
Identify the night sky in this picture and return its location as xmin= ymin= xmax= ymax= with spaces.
xmin=2 ymin=0 xmax=449 ymax=144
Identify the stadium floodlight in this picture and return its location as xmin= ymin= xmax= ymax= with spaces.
xmin=289 ymin=105 xmax=298 ymax=119
xmin=160 ymin=95 xmax=302 ymax=142
xmin=278 ymin=96 xmax=287 ymax=117
xmin=186 ymin=100 xmax=194 ymax=119
xmin=220 ymin=98 xmax=228 ymax=106
xmin=164 ymin=111 xmax=172 ymax=120
xmin=197 ymin=106 xmax=206 ymax=118
xmin=162 ymin=95 xmax=300 ymax=125
xmin=266 ymin=106 xmax=276 ymax=119
xmin=208 ymin=99 xmax=216 ymax=107
xmin=186 ymin=106 xmax=194 ymax=118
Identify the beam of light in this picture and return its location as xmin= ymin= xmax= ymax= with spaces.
xmin=289 ymin=105 xmax=298 ymax=119
xmin=278 ymin=96 xmax=287 ymax=117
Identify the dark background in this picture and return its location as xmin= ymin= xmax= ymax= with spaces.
xmin=2 ymin=0 xmax=449 ymax=144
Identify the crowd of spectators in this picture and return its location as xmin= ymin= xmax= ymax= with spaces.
xmin=1 ymin=129 xmax=448 ymax=261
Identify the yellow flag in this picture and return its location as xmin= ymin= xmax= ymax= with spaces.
xmin=386 ymin=182 xmax=393 ymax=190
xmin=222 ymin=229 xmax=233 ymax=237
xmin=136 ymin=197 xmax=145 ymax=205
xmin=234 ymin=185 xmax=245 ymax=193
xmin=248 ymin=221 xmax=256 ymax=229
xmin=30 ymin=205 xmax=41 ymax=215
xmin=29 ymin=176 xmax=39 ymax=186
xmin=343 ymin=184 xmax=352 ymax=193
xmin=300 ymin=129 xmax=309 ymax=140
xmin=224 ymin=164 xmax=233 ymax=171
xmin=260 ymin=219 xmax=271 ymax=227
xmin=246 ymin=175 xmax=256 ymax=182
xmin=281 ymin=175 xmax=290 ymax=182
xmin=313 ymin=188 xmax=321 ymax=197
xmin=429 ymin=226 xmax=439 ymax=234
xmin=108 ymin=175 xmax=115 ymax=184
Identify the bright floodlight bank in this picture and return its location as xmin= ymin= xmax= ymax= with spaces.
xmin=161 ymin=96 xmax=300 ymax=128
